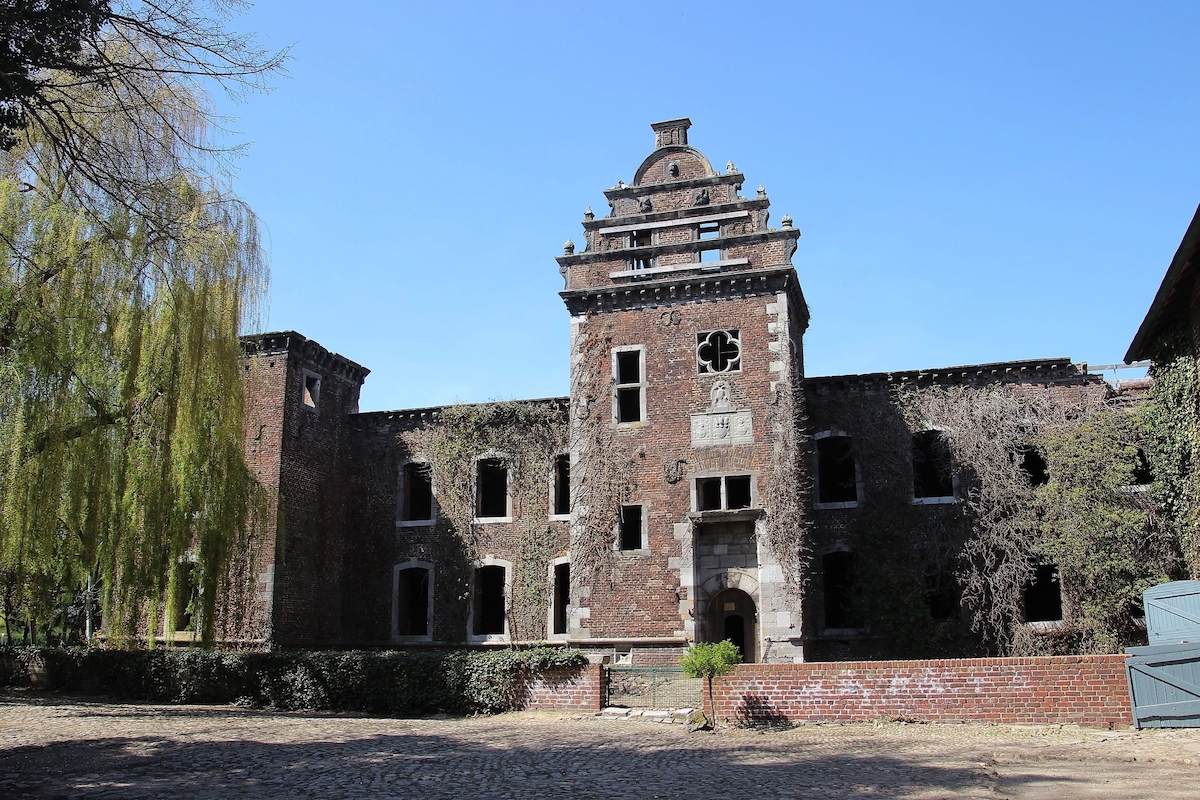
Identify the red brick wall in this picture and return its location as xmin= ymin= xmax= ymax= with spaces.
xmin=711 ymin=656 xmax=1132 ymax=728
xmin=520 ymin=664 xmax=604 ymax=711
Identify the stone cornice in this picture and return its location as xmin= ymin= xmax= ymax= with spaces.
xmin=581 ymin=198 xmax=767 ymax=232
xmin=349 ymin=397 xmax=570 ymax=433
xmin=558 ymin=226 xmax=799 ymax=268
xmin=560 ymin=266 xmax=808 ymax=321
xmin=603 ymin=171 xmax=744 ymax=201
xmin=241 ymin=330 xmax=370 ymax=385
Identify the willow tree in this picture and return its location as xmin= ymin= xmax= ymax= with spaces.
xmin=0 ymin=29 xmax=270 ymax=646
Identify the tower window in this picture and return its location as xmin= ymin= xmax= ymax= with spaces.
xmin=816 ymin=435 xmax=858 ymax=505
xmin=912 ymin=430 xmax=954 ymax=500
xmin=694 ymin=475 xmax=754 ymax=511
xmin=614 ymin=348 xmax=646 ymax=425
xmin=553 ymin=454 xmax=570 ymax=516
xmin=619 ymin=504 xmax=644 ymax=550
xmin=552 ymin=561 xmax=570 ymax=635
xmin=476 ymin=458 xmax=509 ymax=519
xmin=630 ymin=229 xmax=653 ymax=273
xmin=697 ymin=330 xmax=741 ymax=374
xmin=302 ymin=371 xmax=321 ymax=411
xmin=698 ymin=221 xmax=720 ymax=240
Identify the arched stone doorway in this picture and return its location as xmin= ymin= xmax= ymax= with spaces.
xmin=705 ymin=588 xmax=758 ymax=663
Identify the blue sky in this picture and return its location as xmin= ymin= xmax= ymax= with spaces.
xmin=217 ymin=1 xmax=1200 ymax=412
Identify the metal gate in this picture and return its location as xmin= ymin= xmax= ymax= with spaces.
xmin=604 ymin=666 xmax=703 ymax=709
xmin=1125 ymin=642 xmax=1200 ymax=728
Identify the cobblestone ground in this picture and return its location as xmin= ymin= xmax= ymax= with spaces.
xmin=2 ymin=696 xmax=1200 ymax=799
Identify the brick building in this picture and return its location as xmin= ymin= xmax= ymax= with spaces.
xmin=229 ymin=120 xmax=1117 ymax=663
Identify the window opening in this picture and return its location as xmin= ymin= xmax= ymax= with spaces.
xmin=173 ymin=564 xmax=196 ymax=632
xmin=817 ymin=436 xmax=858 ymax=504
xmin=1017 ymin=446 xmax=1049 ymax=488
xmin=476 ymin=459 xmax=508 ymax=518
xmin=696 ymin=330 xmax=741 ymax=373
xmin=1023 ymin=564 xmax=1063 ymax=623
xmin=1133 ymin=448 xmax=1154 ymax=486
xmin=697 ymin=477 xmax=722 ymax=511
xmin=924 ymin=570 xmax=959 ymax=621
xmin=630 ymin=229 xmax=653 ymax=272
xmin=473 ymin=565 xmax=506 ymax=635
xmin=725 ymin=476 xmax=752 ymax=509
xmin=552 ymin=562 xmax=570 ymax=635
xmin=401 ymin=463 xmax=433 ymax=521
xmin=396 ymin=568 xmax=430 ymax=636
xmin=823 ymin=551 xmax=859 ymax=629
xmin=696 ymin=475 xmax=753 ymax=511
xmin=698 ymin=221 xmax=720 ymax=240
xmin=614 ymin=349 xmax=644 ymax=424
xmin=303 ymin=373 xmax=320 ymax=410
xmin=912 ymin=430 xmax=954 ymax=499
xmin=619 ymin=505 xmax=643 ymax=550
xmin=553 ymin=454 xmax=570 ymax=516
xmin=699 ymin=248 xmax=720 ymax=263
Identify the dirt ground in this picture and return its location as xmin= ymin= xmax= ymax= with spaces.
xmin=1 ymin=694 xmax=1198 ymax=798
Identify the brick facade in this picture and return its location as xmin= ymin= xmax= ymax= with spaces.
xmin=228 ymin=120 xmax=1137 ymax=668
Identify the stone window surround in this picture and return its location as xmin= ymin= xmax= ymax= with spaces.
xmin=614 ymin=501 xmax=650 ymax=554
xmin=611 ymin=345 xmax=647 ymax=429
xmin=391 ymin=559 xmax=434 ymax=643
xmin=695 ymin=329 xmax=742 ymax=375
xmin=813 ymin=429 xmax=863 ymax=511
xmin=690 ymin=471 xmax=758 ymax=514
xmin=396 ymin=459 xmax=437 ymax=528
xmin=466 ymin=555 xmax=512 ymax=644
xmin=546 ymin=555 xmax=571 ymax=641
xmin=472 ymin=451 xmax=513 ymax=523
xmin=910 ymin=426 xmax=959 ymax=505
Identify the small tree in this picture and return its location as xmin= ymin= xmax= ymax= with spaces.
xmin=680 ymin=639 xmax=742 ymax=727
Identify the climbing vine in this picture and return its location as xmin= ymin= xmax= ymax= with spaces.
xmin=398 ymin=401 xmax=567 ymax=642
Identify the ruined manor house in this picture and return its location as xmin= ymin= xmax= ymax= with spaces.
xmin=223 ymin=119 xmax=1114 ymax=664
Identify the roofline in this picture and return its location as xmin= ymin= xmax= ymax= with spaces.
xmin=350 ymin=396 xmax=570 ymax=425
xmin=806 ymin=357 xmax=1084 ymax=386
xmin=1125 ymin=202 xmax=1200 ymax=363
xmin=241 ymin=330 xmax=370 ymax=383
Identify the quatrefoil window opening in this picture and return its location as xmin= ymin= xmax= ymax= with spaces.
xmin=697 ymin=330 xmax=742 ymax=374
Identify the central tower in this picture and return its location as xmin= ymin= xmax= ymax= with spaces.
xmin=557 ymin=119 xmax=810 ymax=664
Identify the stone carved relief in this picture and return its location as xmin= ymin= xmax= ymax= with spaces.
xmin=664 ymin=458 xmax=689 ymax=484
xmin=691 ymin=188 xmax=710 ymax=206
xmin=658 ymin=309 xmax=682 ymax=327
xmin=690 ymin=380 xmax=752 ymax=447
xmin=638 ymin=197 xmax=653 ymax=214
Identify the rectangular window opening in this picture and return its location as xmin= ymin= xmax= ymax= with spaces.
xmin=698 ymin=221 xmax=720 ymax=240
xmin=614 ymin=349 xmax=645 ymax=424
xmin=619 ymin=505 xmax=643 ymax=550
xmin=303 ymin=373 xmax=320 ymax=410
xmin=699 ymin=248 xmax=720 ymax=263
xmin=697 ymin=477 xmax=723 ymax=511
xmin=823 ymin=551 xmax=859 ymax=629
xmin=473 ymin=565 xmax=506 ymax=635
xmin=817 ymin=436 xmax=858 ymax=504
xmin=1023 ymin=564 xmax=1063 ymax=623
xmin=173 ymin=564 xmax=196 ymax=632
xmin=476 ymin=459 xmax=508 ymax=518
xmin=913 ymin=431 xmax=954 ymax=499
xmin=552 ymin=562 xmax=570 ymax=635
xmin=401 ymin=463 xmax=433 ymax=521
xmin=396 ymin=568 xmax=430 ymax=636
xmin=725 ymin=476 xmax=752 ymax=509
xmin=616 ymin=351 xmax=640 ymax=384
xmin=553 ymin=455 xmax=570 ymax=516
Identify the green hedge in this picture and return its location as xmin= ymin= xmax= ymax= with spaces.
xmin=0 ymin=646 xmax=589 ymax=715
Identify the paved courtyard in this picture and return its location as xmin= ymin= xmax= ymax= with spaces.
xmin=2 ymin=696 xmax=1199 ymax=799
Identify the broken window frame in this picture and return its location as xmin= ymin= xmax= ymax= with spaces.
xmin=696 ymin=330 xmax=742 ymax=374
xmin=692 ymin=473 xmax=756 ymax=512
xmin=617 ymin=503 xmax=647 ymax=552
xmin=629 ymin=229 xmax=654 ymax=274
xmin=392 ymin=561 xmax=434 ymax=641
xmin=397 ymin=461 xmax=436 ymax=526
xmin=814 ymin=431 xmax=860 ymax=509
xmin=550 ymin=453 xmax=571 ymax=520
xmin=612 ymin=346 xmax=647 ymax=427
xmin=473 ymin=455 xmax=511 ymax=523
xmin=911 ymin=429 xmax=957 ymax=504
xmin=548 ymin=556 xmax=571 ymax=638
xmin=467 ymin=559 xmax=511 ymax=642
xmin=301 ymin=369 xmax=321 ymax=413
